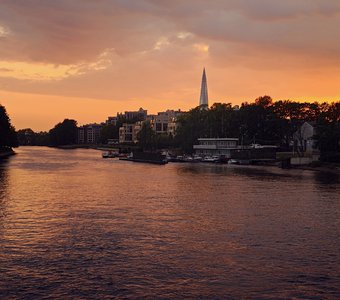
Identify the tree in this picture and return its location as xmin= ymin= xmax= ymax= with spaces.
xmin=17 ymin=129 xmax=49 ymax=146
xmin=175 ymin=107 xmax=210 ymax=153
xmin=49 ymin=119 xmax=77 ymax=146
xmin=137 ymin=121 xmax=156 ymax=151
xmin=174 ymin=97 xmax=340 ymax=154
xmin=100 ymin=124 xmax=116 ymax=144
xmin=0 ymin=104 xmax=18 ymax=148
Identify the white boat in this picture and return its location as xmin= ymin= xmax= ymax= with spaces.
xmin=102 ymin=150 xmax=118 ymax=158
xmin=183 ymin=156 xmax=194 ymax=162
xmin=228 ymin=159 xmax=239 ymax=164
xmin=193 ymin=155 xmax=203 ymax=162
xmin=202 ymin=156 xmax=219 ymax=163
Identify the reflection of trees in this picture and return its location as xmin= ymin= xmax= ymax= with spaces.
xmin=0 ymin=162 xmax=9 ymax=227
xmin=314 ymin=171 xmax=339 ymax=185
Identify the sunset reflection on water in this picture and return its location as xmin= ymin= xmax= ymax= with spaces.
xmin=0 ymin=147 xmax=339 ymax=299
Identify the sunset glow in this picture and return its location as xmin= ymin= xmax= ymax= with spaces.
xmin=0 ymin=0 xmax=339 ymax=130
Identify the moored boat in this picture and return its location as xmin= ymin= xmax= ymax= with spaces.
xmin=102 ymin=150 xmax=118 ymax=158
xmin=119 ymin=152 xmax=168 ymax=165
xmin=202 ymin=155 xmax=220 ymax=163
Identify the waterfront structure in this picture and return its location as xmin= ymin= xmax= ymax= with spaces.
xmin=199 ymin=68 xmax=208 ymax=109
xmin=293 ymin=122 xmax=317 ymax=154
xmin=193 ymin=138 xmax=239 ymax=157
xmin=119 ymin=122 xmax=142 ymax=143
xmin=77 ymin=123 xmax=103 ymax=144
xmin=291 ymin=122 xmax=320 ymax=164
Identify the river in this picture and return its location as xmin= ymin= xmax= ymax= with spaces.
xmin=0 ymin=147 xmax=339 ymax=299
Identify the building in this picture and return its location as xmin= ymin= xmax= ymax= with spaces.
xmin=193 ymin=138 xmax=239 ymax=157
xmin=291 ymin=122 xmax=320 ymax=164
xmin=153 ymin=110 xmax=182 ymax=135
xmin=119 ymin=108 xmax=147 ymax=122
xmin=77 ymin=126 xmax=87 ymax=144
xmin=106 ymin=116 xmax=118 ymax=126
xmin=293 ymin=122 xmax=317 ymax=154
xmin=167 ymin=120 xmax=178 ymax=136
xmin=87 ymin=124 xmax=103 ymax=144
xmin=119 ymin=122 xmax=142 ymax=143
xmin=77 ymin=123 xmax=103 ymax=144
xmin=199 ymin=68 xmax=208 ymax=109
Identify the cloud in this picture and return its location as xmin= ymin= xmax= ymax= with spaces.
xmin=0 ymin=26 xmax=8 ymax=37
xmin=0 ymin=0 xmax=340 ymax=66
xmin=0 ymin=49 xmax=114 ymax=80
xmin=0 ymin=0 xmax=340 ymax=108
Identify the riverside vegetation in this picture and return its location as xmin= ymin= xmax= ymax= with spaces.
xmin=0 ymin=104 xmax=18 ymax=156
xmin=15 ymin=96 xmax=340 ymax=162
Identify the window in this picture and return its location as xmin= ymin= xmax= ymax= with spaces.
xmin=156 ymin=123 xmax=162 ymax=131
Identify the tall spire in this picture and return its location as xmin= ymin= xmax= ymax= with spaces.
xmin=199 ymin=68 xmax=208 ymax=109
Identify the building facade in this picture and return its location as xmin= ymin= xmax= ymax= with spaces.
xmin=119 ymin=122 xmax=142 ymax=143
xmin=118 ymin=108 xmax=147 ymax=122
xmin=106 ymin=116 xmax=118 ymax=126
xmin=153 ymin=110 xmax=182 ymax=135
xmin=293 ymin=122 xmax=317 ymax=154
xmin=77 ymin=123 xmax=103 ymax=144
xmin=193 ymin=138 xmax=239 ymax=157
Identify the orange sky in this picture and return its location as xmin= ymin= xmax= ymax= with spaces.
xmin=0 ymin=0 xmax=339 ymax=131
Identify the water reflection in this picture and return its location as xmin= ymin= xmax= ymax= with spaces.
xmin=0 ymin=147 xmax=339 ymax=299
xmin=314 ymin=170 xmax=340 ymax=185
xmin=0 ymin=160 xmax=9 ymax=228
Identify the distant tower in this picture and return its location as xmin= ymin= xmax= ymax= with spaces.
xmin=199 ymin=68 xmax=208 ymax=109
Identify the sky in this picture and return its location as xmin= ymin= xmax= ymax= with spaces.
xmin=0 ymin=0 xmax=340 ymax=131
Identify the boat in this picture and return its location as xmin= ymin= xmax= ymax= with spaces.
xmin=169 ymin=155 xmax=186 ymax=163
xmin=202 ymin=156 xmax=220 ymax=163
xmin=228 ymin=159 xmax=250 ymax=165
xmin=228 ymin=159 xmax=239 ymax=164
xmin=119 ymin=152 xmax=168 ymax=165
xmin=102 ymin=150 xmax=118 ymax=158
xmin=193 ymin=155 xmax=203 ymax=162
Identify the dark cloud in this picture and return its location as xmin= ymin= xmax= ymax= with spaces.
xmin=1 ymin=0 xmax=340 ymax=65
xmin=0 ymin=0 xmax=339 ymax=110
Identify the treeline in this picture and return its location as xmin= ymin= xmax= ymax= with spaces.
xmin=17 ymin=119 xmax=78 ymax=147
xmin=0 ymin=104 xmax=18 ymax=150
xmin=15 ymin=96 xmax=340 ymax=162
xmin=174 ymin=96 xmax=340 ymax=160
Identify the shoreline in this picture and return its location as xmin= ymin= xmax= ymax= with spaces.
xmin=0 ymin=148 xmax=16 ymax=158
xmin=15 ymin=146 xmax=340 ymax=174
xmin=291 ymin=164 xmax=340 ymax=175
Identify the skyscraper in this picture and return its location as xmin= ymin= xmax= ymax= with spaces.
xmin=199 ymin=68 xmax=208 ymax=109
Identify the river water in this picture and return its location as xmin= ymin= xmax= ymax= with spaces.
xmin=0 ymin=147 xmax=339 ymax=299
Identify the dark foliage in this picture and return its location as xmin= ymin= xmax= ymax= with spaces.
xmin=175 ymin=97 xmax=340 ymax=155
xmin=49 ymin=119 xmax=78 ymax=146
xmin=17 ymin=129 xmax=49 ymax=146
xmin=0 ymin=104 xmax=18 ymax=148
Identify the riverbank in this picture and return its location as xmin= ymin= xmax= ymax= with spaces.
xmin=0 ymin=148 xmax=16 ymax=158
xmin=292 ymin=162 xmax=340 ymax=175
xmin=16 ymin=145 xmax=340 ymax=174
